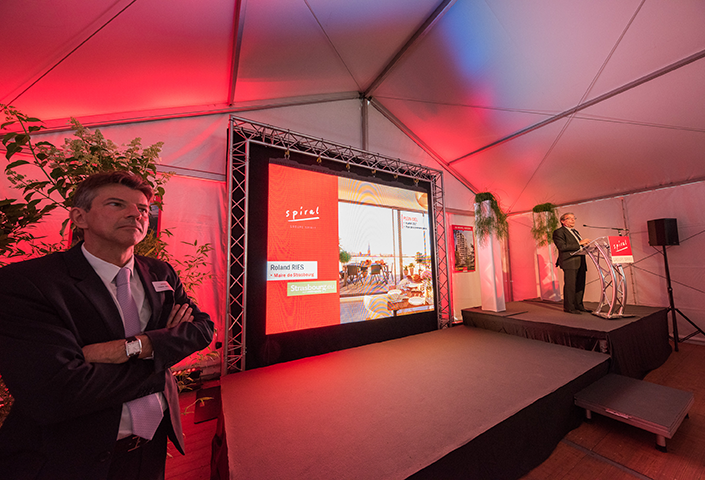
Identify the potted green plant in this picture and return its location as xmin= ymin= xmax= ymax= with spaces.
xmin=473 ymin=192 xmax=508 ymax=312
xmin=1 ymin=104 xmax=170 ymax=256
xmin=339 ymin=248 xmax=352 ymax=265
xmin=415 ymin=251 xmax=428 ymax=268
xmin=1 ymin=106 xmax=217 ymax=401
xmin=531 ymin=203 xmax=559 ymax=247
xmin=474 ymin=192 xmax=508 ymax=243
xmin=531 ymin=202 xmax=562 ymax=302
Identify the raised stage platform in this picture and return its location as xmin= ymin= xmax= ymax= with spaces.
xmin=211 ymin=325 xmax=609 ymax=479
xmin=462 ymin=300 xmax=671 ymax=379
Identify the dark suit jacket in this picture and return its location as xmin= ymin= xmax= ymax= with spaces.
xmin=0 ymin=243 xmax=214 ymax=480
xmin=552 ymin=226 xmax=587 ymax=270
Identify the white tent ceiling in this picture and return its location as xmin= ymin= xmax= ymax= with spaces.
xmin=3 ymin=0 xmax=705 ymax=213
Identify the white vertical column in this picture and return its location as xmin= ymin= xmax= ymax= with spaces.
xmin=475 ymin=200 xmax=506 ymax=312
xmin=534 ymin=210 xmax=562 ymax=302
xmin=536 ymin=243 xmax=561 ymax=302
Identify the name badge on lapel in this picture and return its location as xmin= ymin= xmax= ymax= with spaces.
xmin=152 ymin=281 xmax=174 ymax=292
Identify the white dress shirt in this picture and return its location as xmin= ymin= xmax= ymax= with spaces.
xmin=81 ymin=245 xmax=166 ymax=439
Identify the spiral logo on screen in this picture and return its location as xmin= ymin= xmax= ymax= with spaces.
xmin=285 ymin=206 xmax=320 ymax=222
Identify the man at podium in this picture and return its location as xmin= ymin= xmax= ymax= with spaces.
xmin=552 ymin=212 xmax=591 ymax=314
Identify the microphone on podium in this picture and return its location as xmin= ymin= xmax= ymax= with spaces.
xmin=583 ymin=224 xmax=629 ymax=236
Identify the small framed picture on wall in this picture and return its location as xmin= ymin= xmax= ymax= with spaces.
xmin=452 ymin=225 xmax=475 ymax=272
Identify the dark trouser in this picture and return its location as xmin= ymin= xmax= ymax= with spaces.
xmin=108 ymin=417 xmax=169 ymax=480
xmin=562 ymin=265 xmax=586 ymax=312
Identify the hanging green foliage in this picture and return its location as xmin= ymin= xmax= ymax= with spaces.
xmin=530 ymin=202 xmax=559 ymax=247
xmin=474 ymin=192 xmax=508 ymax=243
xmin=1 ymin=104 xmax=174 ymax=261
xmin=0 ymin=106 xmax=218 ymax=401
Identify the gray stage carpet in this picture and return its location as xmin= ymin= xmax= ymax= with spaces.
xmin=212 ymin=325 xmax=609 ymax=479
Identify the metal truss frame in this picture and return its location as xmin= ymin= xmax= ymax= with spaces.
xmin=225 ymin=116 xmax=452 ymax=373
xmin=223 ymin=122 xmax=249 ymax=374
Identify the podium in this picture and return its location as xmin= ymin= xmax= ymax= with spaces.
xmin=573 ymin=236 xmax=633 ymax=319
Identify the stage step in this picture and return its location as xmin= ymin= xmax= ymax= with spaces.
xmin=574 ymin=373 xmax=694 ymax=452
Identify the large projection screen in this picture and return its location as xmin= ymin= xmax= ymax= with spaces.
xmin=247 ymin=148 xmax=437 ymax=368
xmin=266 ymin=161 xmax=436 ymax=334
xmin=226 ymin=117 xmax=451 ymax=372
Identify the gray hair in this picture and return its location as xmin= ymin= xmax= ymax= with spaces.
xmin=72 ymin=171 xmax=153 ymax=211
xmin=560 ymin=212 xmax=575 ymax=223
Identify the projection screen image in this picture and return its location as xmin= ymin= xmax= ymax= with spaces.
xmin=266 ymin=163 xmax=434 ymax=334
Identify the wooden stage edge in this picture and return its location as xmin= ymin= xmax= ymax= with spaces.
xmin=212 ymin=325 xmax=611 ymax=480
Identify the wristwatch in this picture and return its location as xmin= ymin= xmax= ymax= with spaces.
xmin=125 ymin=336 xmax=142 ymax=359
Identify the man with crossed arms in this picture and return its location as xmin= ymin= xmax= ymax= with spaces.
xmin=0 ymin=171 xmax=214 ymax=479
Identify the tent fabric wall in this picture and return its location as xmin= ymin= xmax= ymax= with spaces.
xmin=446 ymin=212 xmax=482 ymax=320
xmin=7 ymin=101 xmax=704 ymax=348
xmin=624 ymin=181 xmax=705 ymax=341
xmin=508 ymin=182 xmax=705 ymax=343
xmin=159 ymin=174 xmax=227 ymax=353
xmin=507 ymin=214 xmax=541 ymax=301
xmin=509 ymin=197 xmax=627 ymax=305
xmin=238 ymin=100 xmax=364 ymax=156
xmin=0 ymin=115 xmax=232 ymax=372
xmin=2 ymin=102 xmax=479 ymax=373
xmin=239 ymin=99 xmax=475 ymax=211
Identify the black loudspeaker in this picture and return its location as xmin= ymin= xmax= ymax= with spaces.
xmin=647 ymin=218 xmax=679 ymax=246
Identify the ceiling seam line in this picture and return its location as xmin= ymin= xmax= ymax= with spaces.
xmin=363 ymin=0 xmax=457 ymax=98
xmin=447 ymin=47 xmax=705 ymax=165
xmin=6 ymin=0 xmax=139 ymax=106
xmin=370 ymin=98 xmax=478 ymax=194
xmin=304 ymin=0 xmax=361 ymax=91
xmin=374 ymin=94 xmax=558 ymax=116
xmin=507 ymin=115 xmax=574 ymax=213
xmin=507 ymin=176 xmax=705 ymax=216
xmin=507 ymin=1 xmax=645 ymax=212
xmin=578 ymin=0 xmax=646 ymax=105
xmin=6 ymin=94 xmax=362 ymax=134
xmin=371 ymin=95 xmax=705 ymax=131
xmin=571 ymin=115 xmax=705 ymax=133
xmin=228 ymin=0 xmax=247 ymax=106
xmin=372 ymin=93 xmax=705 ymax=131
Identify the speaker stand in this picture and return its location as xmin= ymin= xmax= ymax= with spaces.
xmin=662 ymin=246 xmax=705 ymax=351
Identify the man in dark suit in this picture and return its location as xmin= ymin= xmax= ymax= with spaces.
xmin=0 ymin=171 xmax=214 ymax=479
xmin=552 ymin=212 xmax=591 ymax=314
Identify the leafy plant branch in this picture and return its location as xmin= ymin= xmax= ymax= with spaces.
xmin=531 ymin=202 xmax=559 ymax=247
xmin=1 ymin=104 xmax=172 ymax=253
xmin=474 ymin=192 xmax=509 ymax=243
xmin=1 ymin=106 xmax=219 ymax=407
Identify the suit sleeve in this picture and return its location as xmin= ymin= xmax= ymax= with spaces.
xmin=142 ymin=261 xmax=214 ymax=373
xmin=0 ymin=268 xmax=165 ymax=425
xmin=552 ymin=228 xmax=577 ymax=253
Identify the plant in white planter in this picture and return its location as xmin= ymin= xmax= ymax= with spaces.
xmin=531 ymin=203 xmax=561 ymax=302
xmin=474 ymin=192 xmax=508 ymax=244
xmin=531 ymin=203 xmax=559 ymax=246
xmin=1 ymin=105 xmax=217 ymax=395
xmin=473 ymin=192 xmax=507 ymax=312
